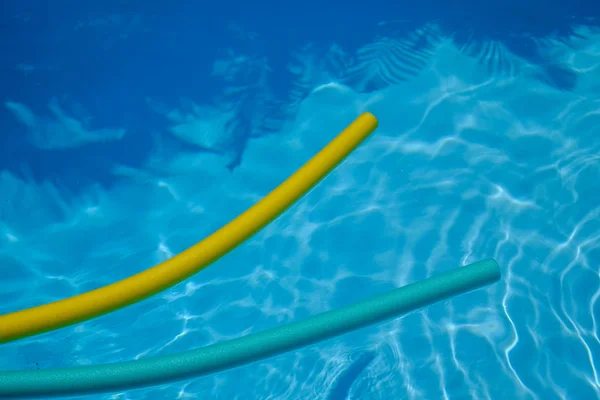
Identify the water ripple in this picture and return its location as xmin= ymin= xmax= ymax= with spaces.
xmin=1 ymin=24 xmax=600 ymax=400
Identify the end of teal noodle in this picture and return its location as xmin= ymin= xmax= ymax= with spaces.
xmin=0 ymin=259 xmax=501 ymax=398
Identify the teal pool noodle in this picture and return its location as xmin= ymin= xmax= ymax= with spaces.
xmin=0 ymin=259 xmax=501 ymax=398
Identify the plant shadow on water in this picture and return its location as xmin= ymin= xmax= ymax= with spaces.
xmin=0 ymin=0 xmax=597 ymax=193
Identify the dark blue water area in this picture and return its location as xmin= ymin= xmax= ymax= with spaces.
xmin=0 ymin=0 xmax=598 ymax=195
xmin=326 ymin=351 xmax=376 ymax=400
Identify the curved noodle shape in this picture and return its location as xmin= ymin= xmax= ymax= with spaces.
xmin=0 ymin=113 xmax=379 ymax=344
xmin=0 ymin=259 xmax=501 ymax=398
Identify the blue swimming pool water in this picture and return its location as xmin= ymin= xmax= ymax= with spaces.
xmin=1 ymin=1 xmax=599 ymax=399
